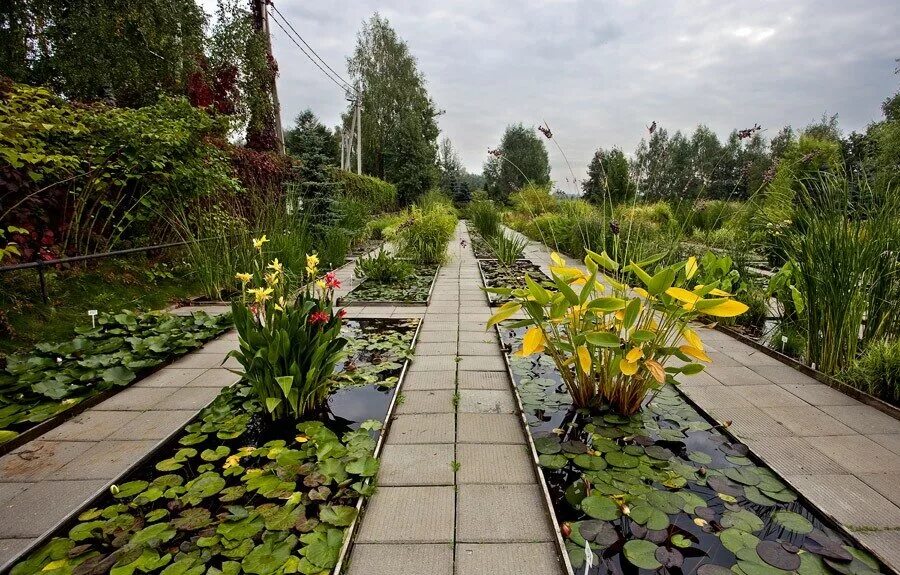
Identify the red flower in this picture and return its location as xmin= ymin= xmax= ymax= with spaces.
xmin=309 ymin=311 xmax=330 ymax=325
xmin=324 ymin=271 xmax=341 ymax=289
xmin=338 ymin=308 xmax=347 ymax=319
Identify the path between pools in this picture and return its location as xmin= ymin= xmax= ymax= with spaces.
xmin=343 ymin=223 xmax=565 ymax=575
xmin=509 ymin=226 xmax=900 ymax=572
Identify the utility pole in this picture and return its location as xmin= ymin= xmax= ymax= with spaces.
xmin=355 ymin=92 xmax=362 ymax=174
xmin=251 ymin=0 xmax=285 ymax=153
xmin=341 ymin=87 xmax=362 ymax=174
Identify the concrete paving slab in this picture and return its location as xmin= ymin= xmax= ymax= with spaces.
xmin=858 ymin=473 xmax=900 ymax=506
xmin=0 ymin=539 xmax=36 ymax=570
xmin=459 ymin=331 xmax=499 ymax=343
xmin=378 ymin=444 xmax=455 ymax=486
xmin=778 ymin=383 xmax=861 ymax=406
xmin=0 ymin=484 xmax=29 ymax=507
xmin=416 ymin=321 xmax=458 ymax=333
xmin=388 ymin=414 xmax=455 ymax=444
xmin=457 ymin=342 xmax=502 ymax=356
xmin=458 ymin=390 xmax=517 ymax=414
xmin=413 ymin=342 xmax=454 ymax=356
xmin=819 ymin=405 xmax=900 ymax=435
xmin=347 ymin=544 xmax=453 ymax=575
xmin=674 ymin=371 xmax=722 ymax=387
xmin=107 ymin=410 xmax=197 ymax=441
xmin=743 ymin=437 xmax=845 ymax=476
xmin=416 ymin=330 xmax=458 ymax=344
xmin=93 ymin=387 xmax=174 ymax=411
xmin=132 ymin=368 xmax=202 ymax=388
xmin=457 ymin=413 xmax=526 ymax=444
xmin=402 ymin=371 xmax=456 ymax=391
xmin=749 ymin=364 xmax=818 ymax=384
xmin=356 ymin=486 xmax=455 ymax=543
xmin=703 ymin=405 xmax=795 ymax=439
xmin=0 ymin=440 xmax=95 ymax=482
xmin=53 ymin=440 xmax=159 ymax=480
xmin=762 ymin=406 xmax=857 ymax=436
xmin=457 ymin=444 xmax=535 ymax=484
xmin=730 ymin=351 xmax=786 ymax=367
xmin=168 ymin=352 xmax=234 ymax=369
xmin=458 ymin=372 xmax=510 ymax=391
xmin=705 ymin=365 xmax=768 ymax=386
xmin=457 ymin=484 xmax=554 ymax=542
xmin=680 ymin=387 xmax=755 ymax=409
xmin=849 ymin=529 xmax=900 ymax=574
xmin=455 ymin=543 xmax=564 ymax=575
xmin=155 ymin=386 xmax=221 ymax=411
xmin=408 ymin=356 xmax=458 ymax=372
xmin=805 ymin=435 xmax=900 ymax=474
xmin=787 ymin=474 xmax=900 ymax=529
xmin=458 ymin=356 xmax=506 ymax=372
xmin=197 ymin=338 xmax=239 ymax=355
xmin=0 ymin=479 xmax=108 ymax=537
xmin=395 ymin=390 xmax=455 ymax=415
xmin=39 ymin=410 xmax=138 ymax=442
xmin=727 ymin=384 xmax=810 ymax=408
xmin=868 ymin=434 xmax=900 ymax=456
xmin=184 ymin=368 xmax=239 ymax=388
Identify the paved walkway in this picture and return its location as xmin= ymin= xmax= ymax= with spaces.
xmin=0 ymin=305 xmax=238 ymax=569
xmin=513 ymin=227 xmax=900 ymax=572
xmin=346 ymin=224 xmax=563 ymax=575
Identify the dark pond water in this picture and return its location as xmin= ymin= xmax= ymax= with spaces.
xmin=339 ymin=265 xmax=437 ymax=304
xmin=500 ymin=325 xmax=885 ymax=575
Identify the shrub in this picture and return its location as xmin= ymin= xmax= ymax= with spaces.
xmin=366 ymin=213 xmax=404 ymax=241
xmin=683 ymin=200 xmax=743 ymax=233
xmin=354 ymin=248 xmax=413 ymax=283
xmin=488 ymin=232 xmax=529 ymax=266
xmin=332 ymin=169 xmax=397 ymax=213
xmin=510 ymin=183 xmax=556 ymax=216
xmin=230 ymin=248 xmax=347 ymax=420
xmin=396 ymin=204 xmax=458 ymax=265
xmin=468 ymin=199 xmax=501 ymax=238
xmin=416 ymin=189 xmax=456 ymax=212
xmin=842 ymin=338 xmax=900 ymax=405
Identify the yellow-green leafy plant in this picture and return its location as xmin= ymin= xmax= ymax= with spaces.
xmin=486 ymin=250 xmax=748 ymax=414
xmin=229 ymin=236 xmax=347 ymax=420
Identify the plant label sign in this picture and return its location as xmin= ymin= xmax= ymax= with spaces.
xmin=88 ymin=309 xmax=98 ymax=327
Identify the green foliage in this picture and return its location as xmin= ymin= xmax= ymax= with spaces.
xmin=229 ymin=253 xmax=346 ymax=421
xmin=842 ymin=338 xmax=900 ymax=405
xmin=487 ymin=232 xmax=529 ymax=267
xmin=342 ymin=264 xmax=437 ymax=304
xmin=484 ymin=124 xmax=551 ymax=202
xmin=395 ymin=203 xmax=458 ymax=265
xmin=284 ymin=110 xmax=339 ymax=181
xmin=582 ymin=147 xmax=636 ymax=206
xmin=333 ymin=169 xmax=398 ymax=213
xmin=0 ymin=310 xmax=230 ymax=444
xmin=348 ymin=14 xmax=440 ymax=204
xmin=510 ymin=183 xmax=557 ymax=216
xmin=467 ymin=199 xmax=502 ymax=239
xmin=365 ymin=213 xmax=403 ymax=241
xmin=2 ymin=0 xmax=205 ymax=107
xmin=354 ymin=249 xmax=413 ymax=284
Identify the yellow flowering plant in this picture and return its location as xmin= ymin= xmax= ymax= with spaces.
xmin=228 ymin=239 xmax=347 ymax=420
xmin=486 ymin=250 xmax=748 ymax=415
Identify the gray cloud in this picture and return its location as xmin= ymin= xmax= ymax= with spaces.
xmin=203 ymin=0 xmax=900 ymax=186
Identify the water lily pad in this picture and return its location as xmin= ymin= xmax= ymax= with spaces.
xmin=802 ymin=532 xmax=853 ymax=562
xmin=201 ymin=446 xmax=230 ymax=461
xmin=644 ymin=445 xmax=674 ymax=460
xmin=697 ymin=564 xmax=734 ymax=575
xmin=605 ymin=451 xmax=639 ymax=468
xmin=242 ymin=534 xmax=297 ymax=575
xmin=581 ymin=495 xmax=620 ymax=521
xmin=724 ymin=466 xmax=763 ymax=486
xmin=743 ymin=486 xmax=777 ymax=506
xmin=720 ymin=528 xmax=760 ymax=554
xmin=112 ymin=480 xmax=148 ymax=499
xmin=319 ymin=505 xmax=357 ymax=527
xmin=561 ymin=440 xmax=588 ymax=454
xmin=688 ymin=451 xmax=713 ymax=464
xmin=623 ymin=539 xmax=662 ymax=570
xmin=756 ymin=540 xmax=801 ymax=571
xmin=656 ymin=546 xmax=684 ymax=568
xmin=671 ymin=534 xmax=692 ymax=549
xmin=533 ymin=436 xmax=561 ymax=454
xmin=172 ymin=508 xmax=212 ymax=531
xmin=182 ymin=472 xmax=225 ymax=505
xmin=579 ymin=520 xmax=619 ymax=546
xmin=721 ymin=509 xmax=763 ymax=533
xmin=573 ymin=454 xmax=607 ymax=471
xmin=707 ymin=475 xmax=744 ymax=496
xmin=772 ymin=510 xmax=813 ymax=534
xmin=538 ymin=454 xmax=568 ymax=469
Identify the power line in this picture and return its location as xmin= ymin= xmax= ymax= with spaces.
xmin=267 ymin=4 xmax=356 ymax=95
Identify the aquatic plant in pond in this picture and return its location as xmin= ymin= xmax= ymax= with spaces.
xmin=353 ymin=248 xmax=414 ymax=284
xmin=230 ymin=246 xmax=346 ymax=420
xmin=487 ymin=231 xmax=530 ymax=267
xmin=501 ymin=326 xmax=887 ymax=575
xmin=340 ymin=264 xmax=438 ymax=304
xmin=478 ymin=259 xmax=554 ymax=306
xmin=487 ymin=250 xmax=748 ymax=414
xmin=0 ymin=310 xmax=231 ymax=445
xmin=10 ymin=319 xmax=416 ymax=575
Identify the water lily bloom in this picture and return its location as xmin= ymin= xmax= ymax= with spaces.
xmin=248 ymin=286 xmax=273 ymax=304
xmin=324 ymin=271 xmax=341 ymax=289
xmin=235 ymin=272 xmax=252 ymax=284
xmin=309 ymin=311 xmax=329 ymax=325
xmin=252 ymin=235 xmax=269 ymax=251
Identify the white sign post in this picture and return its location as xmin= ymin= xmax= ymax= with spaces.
xmin=88 ymin=309 xmax=98 ymax=328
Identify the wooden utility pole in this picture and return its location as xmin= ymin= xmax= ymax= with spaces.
xmin=251 ymin=0 xmax=285 ymax=153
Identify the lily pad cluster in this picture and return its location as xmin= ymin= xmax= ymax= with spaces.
xmin=478 ymin=259 xmax=554 ymax=306
xmin=470 ymin=233 xmax=494 ymax=259
xmin=338 ymin=319 xmax=416 ymax=388
xmin=502 ymin=326 xmax=885 ymax=575
xmin=11 ymin=318 xmax=417 ymax=575
xmin=0 ymin=310 xmax=231 ymax=445
xmin=338 ymin=264 xmax=437 ymax=304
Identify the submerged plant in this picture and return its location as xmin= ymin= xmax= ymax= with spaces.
xmin=229 ymin=242 xmax=347 ymax=420
xmin=487 ymin=250 xmax=748 ymax=414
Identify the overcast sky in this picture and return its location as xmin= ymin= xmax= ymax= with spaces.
xmin=203 ymin=0 xmax=899 ymax=184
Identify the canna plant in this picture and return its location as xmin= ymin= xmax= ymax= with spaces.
xmin=486 ymin=250 xmax=749 ymax=415
xmin=229 ymin=236 xmax=348 ymax=420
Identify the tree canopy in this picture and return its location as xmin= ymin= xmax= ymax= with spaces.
xmin=347 ymin=14 xmax=441 ymax=204
xmin=484 ymin=124 xmax=550 ymax=202
xmin=285 ymin=109 xmax=339 ymax=181
xmin=582 ymin=147 xmax=635 ymax=206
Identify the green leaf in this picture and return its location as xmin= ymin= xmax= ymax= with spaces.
xmin=772 ymin=510 xmax=813 ymax=534
xmin=581 ymin=495 xmax=620 ymax=521
xmin=319 ymin=505 xmax=357 ymax=527
xmin=584 ymin=331 xmax=620 ymax=347
xmin=623 ymin=539 xmax=661 ymax=569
